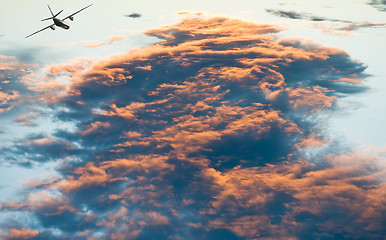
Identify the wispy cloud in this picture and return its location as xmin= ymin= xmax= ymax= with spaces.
xmin=265 ymin=9 xmax=351 ymax=23
xmin=69 ymin=35 xmax=128 ymax=48
xmin=266 ymin=9 xmax=386 ymax=34
xmin=14 ymin=111 xmax=40 ymax=126
xmin=177 ymin=11 xmax=204 ymax=16
xmin=337 ymin=22 xmax=386 ymax=31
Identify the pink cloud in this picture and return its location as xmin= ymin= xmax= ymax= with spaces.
xmin=287 ymin=86 xmax=336 ymax=111
xmin=0 ymin=90 xmax=20 ymax=113
xmin=0 ymin=228 xmax=39 ymax=240
xmin=79 ymin=121 xmax=111 ymax=135
xmin=80 ymin=35 xmax=128 ymax=48
xmin=14 ymin=111 xmax=40 ymax=126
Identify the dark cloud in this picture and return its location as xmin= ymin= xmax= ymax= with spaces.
xmin=14 ymin=135 xmax=80 ymax=163
xmin=266 ymin=9 xmax=307 ymax=20
xmin=1 ymin=16 xmax=384 ymax=240
xmin=266 ymin=9 xmax=386 ymax=34
xmin=125 ymin=13 xmax=142 ymax=18
xmin=265 ymin=9 xmax=351 ymax=23
xmin=368 ymin=0 xmax=386 ymax=11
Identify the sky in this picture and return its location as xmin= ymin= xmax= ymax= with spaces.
xmin=0 ymin=0 xmax=385 ymax=239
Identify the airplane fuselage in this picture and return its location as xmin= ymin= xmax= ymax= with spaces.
xmin=53 ymin=18 xmax=70 ymax=29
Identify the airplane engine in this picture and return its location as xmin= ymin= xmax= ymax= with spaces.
xmin=50 ymin=25 xmax=56 ymax=30
xmin=69 ymin=16 xmax=74 ymax=21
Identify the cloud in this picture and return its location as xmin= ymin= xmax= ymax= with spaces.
xmin=312 ymin=21 xmax=386 ymax=36
xmin=1 ymin=15 xmax=384 ymax=240
xmin=314 ymin=22 xmax=386 ymax=35
xmin=0 ymin=89 xmax=20 ymax=113
xmin=0 ymin=228 xmax=39 ymax=240
xmin=14 ymin=111 xmax=40 ymax=126
xmin=10 ymin=136 xmax=80 ymax=164
xmin=125 ymin=13 xmax=142 ymax=18
xmin=0 ymin=55 xmax=39 ymax=114
xmin=368 ymin=0 xmax=386 ymax=11
xmin=177 ymin=11 xmax=204 ymax=16
xmin=266 ymin=9 xmax=386 ymax=34
xmin=77 ymin=35 xmax=128 ymax=48
xmin=265 ymin=9 xmax=351 ymax=23
xmin=204 ymin=153 xmax=386 ymax=239
xmin=337 ymin=22 xmax=386 ymax=31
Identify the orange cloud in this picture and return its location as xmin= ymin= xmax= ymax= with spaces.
xmin=56 ymin=162 xmax=126 ymax=192
xmin=0 ymin=90 xmax=20 ymax=113
xmin=79 ymin=121 xmax=111 ymax=135
xmin=3 ymin=190 xmax=76 ymax=217
xmin=202 ymin=151 xmax=386 ymax=238
xmin=54 ymin=155 xmax=173 ymax=193
xmin=107 ymin=35 xmax=127 ymax=43
xmin=19 ymin=59 xmax=91 ymax=103
xmin=296 ymin=133 xmax=328 ymax=149
xmin=0 ymin=228 xmax=39 ymax=240
xmin=79 ymin=35 xmax=127 ymax=48
xmin=146 ymin=104 xmax=299 ymax=158
xmin=100 ymin=103 xmax=146 ymax=120
xmin=287 ymin=86 xmax=336 ymax=111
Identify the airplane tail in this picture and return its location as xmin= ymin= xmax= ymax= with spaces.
xmin=47 ymin=4 xmax=54 ymax=17
xmin=42 ymin=5 xmax=63 ymax=21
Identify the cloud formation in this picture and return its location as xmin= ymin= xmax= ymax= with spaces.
xmin=1 ymin=15 xmax=384 ymax=240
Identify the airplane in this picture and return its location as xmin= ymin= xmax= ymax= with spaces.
xmin=25 ymin=4 xmax=93 ymax=38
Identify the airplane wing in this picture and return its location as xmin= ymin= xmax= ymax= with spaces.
xmin=62 ymin=4 xmax=93 ymax=21
xmin=25 ymin=25 xmax=52 ymax=38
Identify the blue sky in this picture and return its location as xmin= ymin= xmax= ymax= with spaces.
xmin=0 ymin=0 xmax=385 ymax=239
